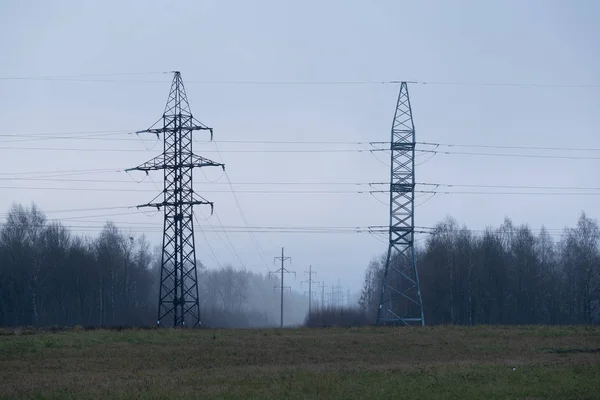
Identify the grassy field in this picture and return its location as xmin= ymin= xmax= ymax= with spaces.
xmin=1 ymin=325 xmax=599 ymax=399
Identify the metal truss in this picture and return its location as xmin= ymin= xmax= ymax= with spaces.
xmin=376 ymin=82 xmax=425 ymax=327
xmin=126 ymin=71 xmax=224 ymax=327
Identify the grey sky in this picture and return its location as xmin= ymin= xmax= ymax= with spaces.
xmin=1 ymin=0 xmax=599 ymax=294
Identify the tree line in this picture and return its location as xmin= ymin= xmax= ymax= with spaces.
xmin=359 ymin=212 xmax=600 ymax=325
xmin=2 ymin=202 xmax=599 ymax=328
xmin=0 ymin=203 xmax=310 ymax=328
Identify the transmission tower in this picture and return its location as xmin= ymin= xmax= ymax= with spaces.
xmin=301 ymin=265 xmax=318 ymax=316
xmin=346 ymin=286 xmax=351 ymax=307
xmin=126 ymin=71 xmax=224 ymax=328
xmin=376 ymin=82 xmax=425 ymax=327
xmin=320 ymin=282 xmax=328 ymax=310
xmin=330 ymin=284 xmax=337 ymax=308
xmin=270 ymin=247 xmax=295 ymax=328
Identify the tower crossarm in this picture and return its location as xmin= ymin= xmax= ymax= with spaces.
xmin=136 ymin=124 xmax=213 ymax=138
xmin=136 ymin=199 xmax=214 ymax=211
xmin=125 ymin=154 xmax=225 ymax=173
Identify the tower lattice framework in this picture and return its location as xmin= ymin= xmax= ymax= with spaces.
xmin=126 ymin=71 xmax=224 ymax=327
xmin=376 ymin=82 xmax=425 ymax=326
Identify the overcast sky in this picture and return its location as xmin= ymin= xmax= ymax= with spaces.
xmin=1 ymin=0 xmax=599 ymax=295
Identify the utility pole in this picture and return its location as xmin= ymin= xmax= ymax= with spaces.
xmin=329 ymin=280 xmax=343 ymax=308
xmin=347 ymin=286 xmax=351 ymax=307
xmin=126 ymin=71 xmax=224 ymax=328
xmin=376 ymin=81 xmax=425 ymax=327
xmin=270 ymin=247 xmax=294 ymax=328
xmin=301 ymin=265 xmax=318 ymax=316
xmin=331 ymin=285 xmax=336 ymax=308
xmin=320 ymin=282 xmax=328 ymax=310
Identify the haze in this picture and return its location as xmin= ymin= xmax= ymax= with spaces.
xmin=1 ymin=0 xmax=599 ymax=296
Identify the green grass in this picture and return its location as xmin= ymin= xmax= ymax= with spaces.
xmin=1 ymin=325 xmax=599 ymax=399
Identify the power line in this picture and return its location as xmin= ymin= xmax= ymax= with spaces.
xmin=0 ymin=214 xmax=574 ymax=238
xmin=0 ymin=215 xmax=402 ymax=235
xmin=8 ymin=206 xmax=133 ymax=215
xmin=197 ymin=209 xmax=270 ymax=299
xmin=210 ymin=209 xmax=248 ymax=269
xmin=219 ymin=152 xmax=272 ymax=271
xmin=0 ymin=219 xmax=573 ymax=237
xmin=413 ymin=190 xmax=600 ymax=196
xmin=418 ymin=182 xmax=600 ymax=191
xmin=5 ymin=185 xmax=600 ymax=196
xmin=0 ymin=177 xmax=373 ymax=185
xmin=0 ymin=72 xmax=167 ymax=80
xmin=5 ymin=177 xmax=600 ymax=193
xmin=0 ymin=168 xmax=119 ymax=177
xmin=6 ymin=145 xmax=600 ymax=160
xmin=193 ymin=214 xmax=223 ymax=269
xmin=2 ymin=131 xmax=599 ymax=155
xmin=0 ymin=132 xmax=121 ymax=140
xmin=0 ymin=133 xmax=373 ymax=145
xmin=55 ymin=211 xmax=148 ymax=220
xmin=417 ymin=141 xmax=600 ymax=153
xmin=0 ymin=226 xmax=394 ymax=235
xmin=1 ymin=75 xmax=599 ymax=88
xmin=414 ymin=149 xmax=600 ymax=161
xmin=0 ymin=129 xmax=135 ymax=138
xmin=0 ymin=145 xmax=383 ymax=153
xmin=0 ymin=186 xmax=377 ymax=193
xmin=4 ymin=134 xmax=600 ymax=155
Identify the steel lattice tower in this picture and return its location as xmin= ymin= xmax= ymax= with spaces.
xmin=376 ymin=82 xmax=425 ymax=326
xmin=126 ymin=71 xmax=224 ymax=328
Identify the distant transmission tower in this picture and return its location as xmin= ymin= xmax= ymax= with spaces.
xmin=270 ymin=247 xmax=294 ymax=328
xmin=126 ymin=71 xmax=224 ymax=328
xmin=320 ymin=282 xmax=328 ymax=310
xmin=301 ymin=265 xmax=318 ymax=316
xmin=376 ymin=82 xmax=425 ymax=326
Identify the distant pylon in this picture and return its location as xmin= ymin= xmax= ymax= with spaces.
xmin=320 ymin=282 xmax=328 ymax=310
xmin=301 ymin=265 xmax=318 ymax=316
xmin=126 ymin=71 xmax=224 ymax=328
xmin=376 ymin=82 xmax=425 ymax=326
xmin=270 ymin=247 xmax=295 ymax=328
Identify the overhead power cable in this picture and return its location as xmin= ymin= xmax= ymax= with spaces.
xmin=417 ymin=182 xmax=600 ymax=191
xmin=417 ymin=141 xmax=600 ymax=153
xmin=5 ymin=145 xmax=600 ymax=160
xmin=0 ymin=222 xmax=573 ymax=238
xmin=0 ymin=215 xmax=574 ymax=236
xmin=0 ymin=168 xmax=119 ymax=176
xmin=5 ymin=185 xmax=600 ymax=196
xmin=0 ymin=72 xmax=167 ymax=80
xmin=0 ymin=177 xmax=373 ymax=185
xmin=0 ymin=145 xmax=382 ymax=153
xmin=1 ymin=75 xmax=598 ymax=88
xmin=0 ymin=224 xmax=395 ymax=235
xmin=221 ymin=168 xmax=272 ymax=272
xmin=0 ymin=206 xmax=133 ymax=216
xmin=0 ymin=133 xmax=374 ymax=145
xmin=4 ymin=177 xmax=600 ymax=192
xmin=193 ymin=214 xmax=223 ymax=269
xmin=412 ymin=190 xmax=600 ymax=196
xmin=412 ymin=148 xmax=600 ymax=161
xmin=0 ymin=129 xmax=135 ymax=138
xmin=2 ymin=131 xmax=599 ymax=154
